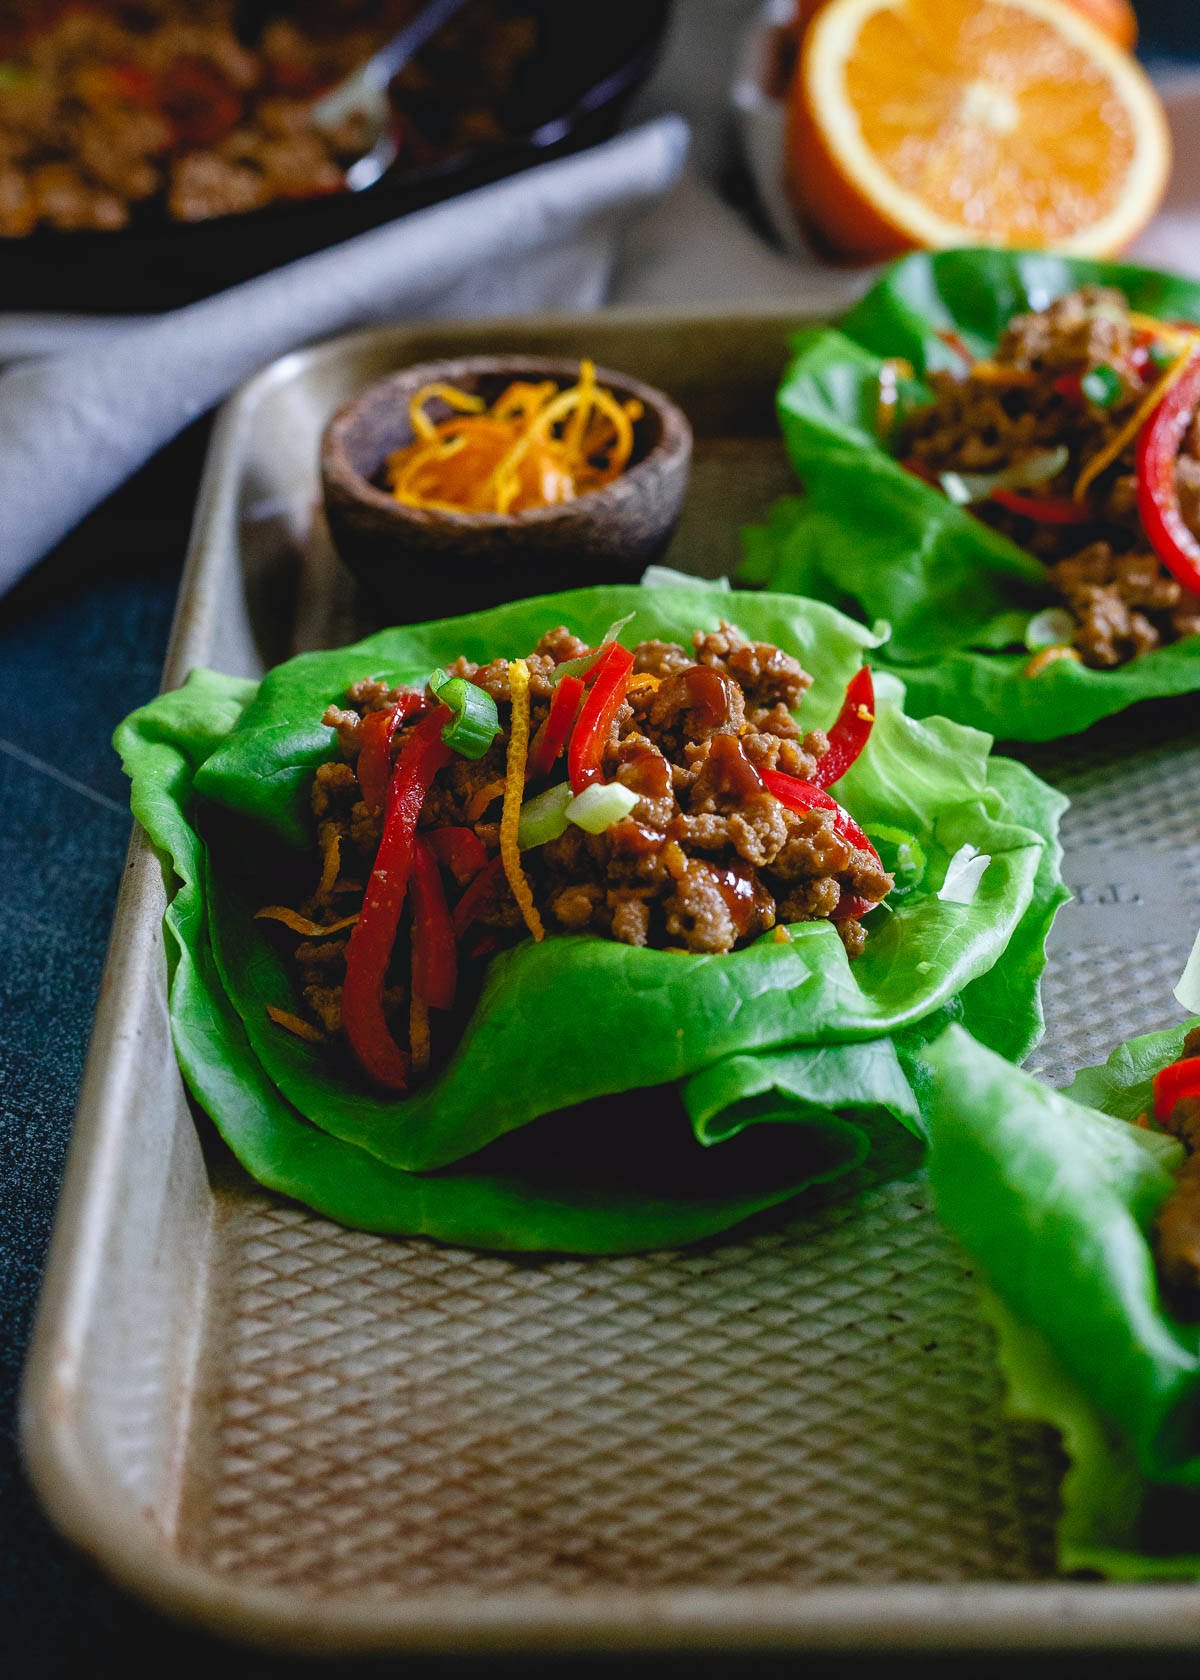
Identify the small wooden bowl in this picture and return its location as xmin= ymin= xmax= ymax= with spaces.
xmin=320 ymin=355 xmax=693 ymax=620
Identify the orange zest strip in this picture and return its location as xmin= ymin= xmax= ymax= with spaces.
xmin=499 ymin=659 xmax=545 ymax=943
xmin=384 ymin=359 xmax=637 ymax=516
xmin=626 ymin=672 xmax=662 ymax=696
xmin=465 ymin=776 xmax=508 ymax=823
xmin=266 ymin=1006 xmax=327 ymax=1044
xmin=254 ymin=906 xmax=360 ymax=936
xmin=316 ymin=828 xmax=342 ymax=901
xmin=968 ymin=361 xmax=1039 ymax=387
xmin=409 ymin=986 xmax=431 ymax=1075
xmin=1074 ymin=340 xmax=1200 ymax=501
xmin=1023 ymin=645 xmax=1083 ymax=679
xmin=409 ymin=382 xmax=485 ymax=441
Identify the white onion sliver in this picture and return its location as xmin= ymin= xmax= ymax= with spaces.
xmin=599 ymin=611 xmax=637 ymax=647
xmin=1175 ymin=927 xmax=1200 ymax=1015
xmin=1025 ymin=607 xmax=1077 ymax=651
xmin=937 ymin=843 xmax=991 ymax=905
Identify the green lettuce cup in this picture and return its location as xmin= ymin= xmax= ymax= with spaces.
xmin=116 ymin=580 xmax=1067 ymax=1252
xmin=742 ymin=249 xmax=1200 ymax=742
xmin=925 ymin=1020 xmax=1200 ymax=1578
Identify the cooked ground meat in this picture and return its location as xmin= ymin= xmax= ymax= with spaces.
xmin=900 ymin=286 xmax=1200 ymax=669
xmin=1155 ymin=1026 xmax=1200 ymax=1307
xmin=270 ymin=621 xmax=893 ymax=1064
xmin=0 ymin=0 xmax=535 ymax=234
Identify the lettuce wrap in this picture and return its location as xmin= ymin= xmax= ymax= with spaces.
xmin=741 ymin=249 xmax=1200 ymax=742
xmin=926 ymin=1021 xmax=1200 ymax=1578
xmin=117 ymin=580 xmax=1067 ymax=1252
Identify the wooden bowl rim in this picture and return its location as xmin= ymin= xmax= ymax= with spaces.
xmin=320 ymin=354 xmax=693 ymax=532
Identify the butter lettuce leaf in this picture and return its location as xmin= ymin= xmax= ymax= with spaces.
xmin=925 ymin=1021 xmax=1200 ymax=1576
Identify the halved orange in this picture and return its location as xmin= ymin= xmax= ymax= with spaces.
xmin=1065 ymin=0 xmax=1138 ymax=49
xmin=789 ymin=0 xmax=1169 ymax=261
xmin=792 ymin=0 xmax=1137 ymax=48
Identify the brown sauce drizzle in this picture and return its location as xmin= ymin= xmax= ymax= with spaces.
xmin=700 ymin=733 xmax=765 ymax=803
xmin=681 ymin=665 xmax=739 ymax=731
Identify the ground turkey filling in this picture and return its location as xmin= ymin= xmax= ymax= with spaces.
xmin=283 ymin=623 xmax=893 ymax=1052
xmin=901 ymin=286 xmax=1200 ymax=669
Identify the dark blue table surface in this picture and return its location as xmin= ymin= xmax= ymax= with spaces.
xmin=3 ymin=9 xmax=1198 ymax=1675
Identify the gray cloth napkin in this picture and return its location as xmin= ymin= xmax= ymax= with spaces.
xmin=0 ymin=116 xmax=688 ymax=596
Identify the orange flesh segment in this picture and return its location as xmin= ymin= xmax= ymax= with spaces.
xmin=845 ymin=0 xmax=1135 ymax=243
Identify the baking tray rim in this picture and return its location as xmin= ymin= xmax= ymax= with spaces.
xmin=21 ymin=303 xmax=1200 ymax=1653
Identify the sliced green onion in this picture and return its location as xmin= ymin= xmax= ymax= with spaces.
xmin=518 ymin=779 xmax=642 ymax=846
xmin=937 ymin=843 xmax=991 ymax=905
xmin=427 ymin=668 xmax=501 ymax=761
xmin=1149 ymin=340 xmax=1176 ymax=372
xmin=863 ymin=823 xmax=926 ymax=900
xmin=1081 ymin=364 xmax=1123 ymax=408
xmin=1176 ymin=926 xmax=1200 ymax=1015
xmin=565 ymin=781 xmax=640 ymax=834
xmin=551 ymin=613 xmax=638 ymax=685
xmin=517 ymin=782 xmax=573 ymax=849
xmin=1025 ymin=607 xmax=1077 ymax=651
xmin=938 ymin=445 xmax=1069 ymax=508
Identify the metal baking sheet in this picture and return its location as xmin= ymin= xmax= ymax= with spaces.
xmin=20 ymin=306 xmax=1200 ymax=1655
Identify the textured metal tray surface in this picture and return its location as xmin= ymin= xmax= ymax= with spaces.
xmin=21 ymin=307 xmax=1200 ymax=1654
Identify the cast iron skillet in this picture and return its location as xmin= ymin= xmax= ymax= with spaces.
xmin=0 ymin=0 xmax=671 ymax=313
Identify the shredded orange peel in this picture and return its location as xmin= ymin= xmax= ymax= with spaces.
xmin=315 ymin=827 xmax=342 ymax=901
xmin=500 ymin=659 xmax=545 ymax=943
xmin=465 ymin=776 xmax=507 ymax=823
xmin=266 ymin=1006 xmax=327 ymax=1044
xmin=386 ymin=360 xmax=641 ymax=516
xmin=409 ymin=987 xmax=431 ymax=1075
xmin=1068 ymin=334 xmax=1196 ymax=500
xmin=255 ymin=906 xmax=360 ymax=937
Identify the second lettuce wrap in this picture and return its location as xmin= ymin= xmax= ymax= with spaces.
xmin=742 ymin=249 xmax=1200 ymax=741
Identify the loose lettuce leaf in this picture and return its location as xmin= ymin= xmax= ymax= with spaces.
xmin=116 ymin=583 xmax=1064 ymax=1250
xmin=925 ymin=1022 xmax=1200 ymax=1576
xmin=742 ymin=249 xmax=1200 ymax=741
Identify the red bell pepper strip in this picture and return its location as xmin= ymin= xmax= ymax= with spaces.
xmin=935 ymin=328 xmax=974 ymax=367
xmin=423 ymin=825 xmax=488 ymax=885
xmin=760 ymin=769 xmax=884 ymax=867
xmin=529 ymin=673 xmax=584 ymax=780
xmin=988 ymin=487 xmax=1096 ymax=525
xmin=410 ymin=838 xmax=456 ymax=1012
xmin=160 ymin=56 xmax=243 ymax=146
xmin=904 ymin=456 xmax=1094 ymax=525
xmin=812 ymin=667 xmax=874 ymax=789
xmin=1136 ymin=350 xmax=1200 ymax=598
xmin=831 ymin=893 xmax=876 ymax=922
xmin=1052 ymin=370 xmax=1085 ymax=405
xmin=1153 ymin=1057 xmax=1200 ymax=1124
xmin=356 ymin=692 xmax=425 ymax=813
xmin=567 ymin=643 xmax=634 ymax=794
xmin=452 ymin=855 xmax=504 ymax=938
xmin=342 ymin=707 xmax=451 ymax=1090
